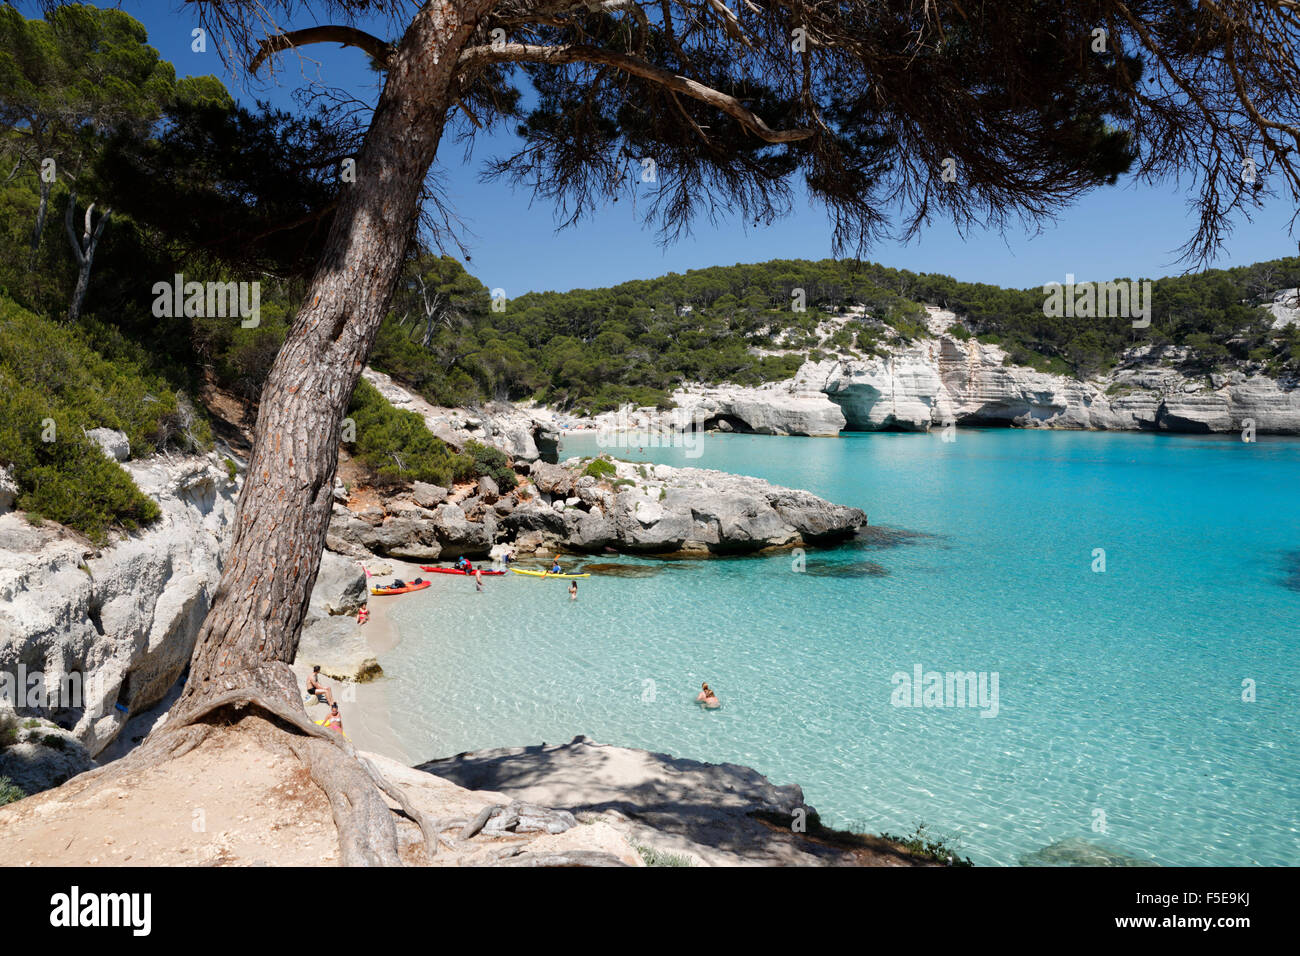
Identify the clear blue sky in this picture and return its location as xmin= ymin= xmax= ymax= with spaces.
xmin=117 ymin=0 xmax=1298 ymax=295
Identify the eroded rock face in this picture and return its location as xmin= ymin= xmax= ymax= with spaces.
xmin=310 ymin=552 xmax=367 ymax=617
xmin=583 ymin=303 xmax=1300 ymax=436
xmin=0 ymin=467 xmax=18 ymax=515
xmin=0 ymin=453 xmax=239 ymax=756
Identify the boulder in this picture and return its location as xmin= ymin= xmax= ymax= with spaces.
xmin=309 ymin=551 xmax=368 ymax=617
xmin=86 ymin=427 xmax=130 ymax=462
xmin=563 ymin=509 xmax=616 ymax=551
xmin=501 ymin=503 xmax=567 ymax=537
xmin=430 ymin=504 xmax=492 ymax=556
xmin=326 ymin=513 xmax=382 ymax=555
xmin=477 ymin=475 xmax=500 ymax=500
xmin=293 ymin=616 xmax=382 ymax=683
xmin=412 ymin=482 xmax=449 ymax=508
xmin=529 ymin=460 xmax=575 ymax=497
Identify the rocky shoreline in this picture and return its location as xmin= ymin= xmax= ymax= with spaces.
xmin=326 ymin=455 xmax=866 ymax=563
xmin=583 ymin=303 xmax=1300 ymax=437
xmin=0 ymin=407 xmax=866 ymax=785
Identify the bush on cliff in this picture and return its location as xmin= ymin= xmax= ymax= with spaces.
xmin=0 ymin=775 xmax=25 ymax=807
xmin=464 ymin=441 xmax=518 ymax=491
xmin=0 ymin=297 xmax=207 ymax=542
xmin=345 ymin=378 xmax=471 ymax=488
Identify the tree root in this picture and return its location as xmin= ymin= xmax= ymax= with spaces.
xmin=51 ymin=683 xmax=608 ymax=867
xmin=55 ymin=685 xmax=458 ymax=866
xmin=167 ymin=686 xmax=449 ymax=865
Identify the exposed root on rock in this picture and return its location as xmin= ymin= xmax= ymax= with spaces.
xmin=62 ymin=683 xmax=456 ymax=866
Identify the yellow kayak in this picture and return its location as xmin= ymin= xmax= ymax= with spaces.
xmin=510 ymin=568 xmax=590 ymax=579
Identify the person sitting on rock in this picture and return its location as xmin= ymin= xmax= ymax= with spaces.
xmin=306 ymin=666 xmax=335 ymax=706
xmin=696 ymin=682 xmax=720 ymax=709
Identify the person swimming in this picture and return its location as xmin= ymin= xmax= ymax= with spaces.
xmin=696 ymin=682 xmax=720 ymax=709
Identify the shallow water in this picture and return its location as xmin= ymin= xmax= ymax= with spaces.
xmin=385 ymin=429 xmax=1300 ymax=866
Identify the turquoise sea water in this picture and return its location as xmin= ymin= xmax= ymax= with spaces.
xmin=384 ymin=429 xmax=1300 ymax=866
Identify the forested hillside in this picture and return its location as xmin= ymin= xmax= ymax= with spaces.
xmin=367 ymin=254 xmax=1300 ymax=412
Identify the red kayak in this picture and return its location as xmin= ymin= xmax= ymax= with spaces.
xmin=370 ymin=581 xmax=432 ymax=596
xmin=419 ymin=566 xmax=506 ymax=576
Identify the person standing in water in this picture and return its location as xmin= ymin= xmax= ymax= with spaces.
xmin=474 ymin=567 xmax=484 ymax=592
xmin=696 ymin=682 xmax=720 ymax=708
xmin=568 ymin=580 xmax=578 ymax=601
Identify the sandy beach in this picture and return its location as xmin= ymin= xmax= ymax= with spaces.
xmin=322 ymin=558 xmax=434 ymax=765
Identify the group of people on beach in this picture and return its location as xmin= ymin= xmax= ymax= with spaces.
xmin=305 ymin=665 xmax=345 ymax=735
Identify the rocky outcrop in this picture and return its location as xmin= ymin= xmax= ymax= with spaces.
xmin=293 ymin=617 xmax=381 ymax=684
xmin=0 ymin=708 xmax=95 ymax=797
xmin=588 ymin=305 xmax=1300 ymax=436
xmin=518 ymin=457 xmax=866 ymax=555
xmin=0 ymin=453 xmax=240 ymax=757
xmin=591 ymin=383 xmax=845 ymax=438
xmin=86 ymin=427 xmax=130 ymax=462
xmin=420 ymin=734 xmax=888 ymax=866
xmin=309 ymin=551 xmax=368 ymax=618
xmin=362 ymin=368 xmax=559 ymax=463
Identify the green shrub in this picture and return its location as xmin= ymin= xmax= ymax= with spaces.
xmin=633 ymin=843 xmax=696 ymax=867
xmin=346 ymin=377 xmax=470 ymax=487
xmin=582 ymin=457 xmax=618 ymax=480
xmin=879 ymin=823 xmax=974 ymax=867
xmin=464 ymin=440 xmax=518 ymax=491
xmin=0 ymin=306 xmax=169 ymax=543
xmin=0 ymin=775 xmax=25 ymax=807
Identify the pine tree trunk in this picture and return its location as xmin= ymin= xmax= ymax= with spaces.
xmin=29 ymin=177 xmax=50 ymax=272
xmin=172 ymin=1 xmax=493 ymax=722
xmin=63 ymin=192 xmax=111 ymax=324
